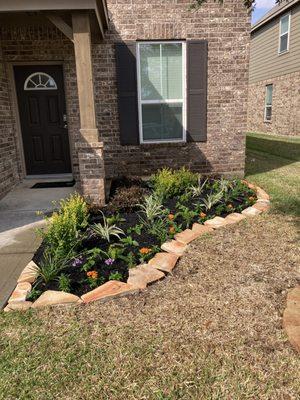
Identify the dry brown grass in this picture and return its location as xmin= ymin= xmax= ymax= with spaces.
xmin=1 ymin=214 xmax=300 ymax=399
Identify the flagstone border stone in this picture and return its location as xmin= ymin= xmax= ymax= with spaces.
xmin=4 ymin=182 xmax=273 ymax=311
xmin=283 ymin=287 xmax=300 ymax=353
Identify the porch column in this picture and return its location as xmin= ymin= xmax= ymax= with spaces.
xmin=72 ymin=12 xmax=105 ymax=206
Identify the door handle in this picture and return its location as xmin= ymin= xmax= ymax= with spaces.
xmin=63 ymin=114 xmax=68 ymax=129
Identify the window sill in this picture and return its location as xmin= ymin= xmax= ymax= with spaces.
xmin=264 ymin=120 xmax=272 ymax=124
xmin=140 ymin=140 xmax=187 ymax=146
xmin=278 ymin=50 xmax=289 ymax=56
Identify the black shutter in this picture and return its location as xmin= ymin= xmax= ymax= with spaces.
xmin=186 ymin=40 xmax=208 ymax=142
xmin=115 ymin=42 xmax=139 ymax=145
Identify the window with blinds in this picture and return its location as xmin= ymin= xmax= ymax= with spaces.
xmin=137 ymin=42 xmax=186 ymax=143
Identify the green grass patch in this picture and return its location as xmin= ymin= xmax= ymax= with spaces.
xmin=246 ymin=147 xmax=300 ymax=216
xmin=246 ymin=132 xmax=300 ymax=161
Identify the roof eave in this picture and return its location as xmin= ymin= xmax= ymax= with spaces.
xmin=251 ymin=0 xmax=299 ymax=33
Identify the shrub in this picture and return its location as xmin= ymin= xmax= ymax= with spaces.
xmin=92 ymin=211 xmax=125 ymax=243
xmin=138 ymin=194 xmax=164 ymax=222
xmin=40 ymin=193 xmax=88 ymax=258
xmin=57 ymin=274 xmax=71 ymax=293
xmin=36 ymin=247 xmax=73 ymax=286
xmin=151 ymin=167 xmax=199 ymax=199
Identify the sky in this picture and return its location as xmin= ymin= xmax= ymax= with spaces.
xmin=252 ymin=0 xmax=276 ymax=24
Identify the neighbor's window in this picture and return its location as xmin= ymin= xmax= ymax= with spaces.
xmin=279 ymin=13 xmax=290 ymax=54
xmin=137 ymin=41 xmax=186 ymax=143
xmin=264 ymin=84 xmax=273 ymax=122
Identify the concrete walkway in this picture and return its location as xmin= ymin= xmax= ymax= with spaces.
xmin=0 ymin=178 xmax=74 ymax=308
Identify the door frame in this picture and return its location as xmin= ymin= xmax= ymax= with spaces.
xmin=8 ymin=61 xmax=74 ymax=178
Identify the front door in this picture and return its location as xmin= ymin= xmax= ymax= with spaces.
xmin=14 ymin=65 xmax=71 ymax=175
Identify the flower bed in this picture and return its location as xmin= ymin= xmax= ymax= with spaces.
xmin=4 ymin=169 xmax=271 ymax=311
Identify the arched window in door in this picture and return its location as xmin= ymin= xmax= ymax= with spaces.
xmin=24 ymin=72 xmax=57 ymax=90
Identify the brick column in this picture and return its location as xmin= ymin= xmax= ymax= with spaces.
xmin=72 ymin=12 xmax=106 ymax=205
xmin=76 ymin=142 xmax=105 ymax=205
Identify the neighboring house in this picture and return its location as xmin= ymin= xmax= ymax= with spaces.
xmin=0 ymin=0 xmax=250 ymax=205
xmin=248 ymin=0 xmax=300 ymax=136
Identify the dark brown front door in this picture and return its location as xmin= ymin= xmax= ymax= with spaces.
xmin=14 ymin=65 xmax=71 ymax=175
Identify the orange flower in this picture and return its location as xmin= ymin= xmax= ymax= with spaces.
xmin=168 ymin=213 xmax=175 ymax=221
xmin=227 ymin=204 xmax=233 ymax=209
xmin=139 ymin=247 xmax=151 ymax=255
xmin=169 ymin=226 xmax=175 ymax=234
xmin=199 ymin=212 xmax=206 ymax=219
xmin=87 ymin=271 xmax=98 ymax=280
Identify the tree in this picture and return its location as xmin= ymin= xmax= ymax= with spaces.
xmin=191 ymin=0 xmax=281 ymax=10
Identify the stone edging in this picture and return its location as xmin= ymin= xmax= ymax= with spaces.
xmin=283 ymin=287 xmax=300 ymax=353
xmin=4 ymin=181 xmax=271 ymax=312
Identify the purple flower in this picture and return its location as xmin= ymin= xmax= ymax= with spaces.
xmin=105 ymin=258 xmax=115 ymax=266
xmin=72 ymin=257 xmax=83 ymax=267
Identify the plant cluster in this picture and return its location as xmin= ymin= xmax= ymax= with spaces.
xmin=30 ymin=169 xmax=256 ymax=300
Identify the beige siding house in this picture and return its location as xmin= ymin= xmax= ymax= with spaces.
xmin=248 ymin=0 xmax=300 ymax=136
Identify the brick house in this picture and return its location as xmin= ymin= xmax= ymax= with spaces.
xmin=248 ymin=0 xmax=300 ymax=136
xmin=0 ymin=0 xmax=250 ymax=205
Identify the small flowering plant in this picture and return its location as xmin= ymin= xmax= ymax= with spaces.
xmin=72 ymin=257 xmax=84 ymax=267
xmin=105 ymin=258 xmax=115 ymax=266
xmin=139 ymin=247 xmax=152 ymax=262
xmin=199 ymin=211 xmax=207 ymax=222
xmin=86 ymin=270 xmax=101 ymax=289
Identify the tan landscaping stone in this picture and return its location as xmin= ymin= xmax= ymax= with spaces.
xmin=256 ymin=187 xmax=270 ymax=201
xmin=253 ymin=202 xmax=270 ymax=212
xmin=285 ymin=325 xmax=300 ymax=353
xmin=16 ymin=282 xmax=32 ymax=292
xmin=241 ymin=207 xmax=262 ymax=217
xmin=192 ymin=223 xmax=214 ymax=235
xmin=81 ymin=281 xmax=135 ymax=303
xmin=204 ymin=216 xmax=227 ymax=229
xmin=225 ymin=213 xmax=246 ymax=224
xmin=8 ymin=290 xmax=27 ymax=303
xmin=243 ymin=180 xmax=256 ymax=190
xmin=175 ymin=229 xmax=198 ymax=244
xmin=287 ymin=287 xmax=300 ymax=303
xmin=5 ymin=301 xmax=32 ymax=311
xmin=31 ymin=291 xmax=81 ymax=309
xmin=127 ymin=264 xmax=165 ymax=289
xmin=161 ymin=240 xmax=187 ymax=256
xmin=148 ymin=252 xmax=179 ymax=273
xmin=283 ymin=308 xmax=300 ymax=327
xmin=8 ymin=282 xmax=32 ymax=304
xmin=283 ymin=287 xmax=300 ymax=353
xmin=17 ymin=261 xmax=39 ymax=284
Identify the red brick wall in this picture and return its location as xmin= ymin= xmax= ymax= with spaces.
xmin=247 ymin=72 xmax=300 ymax=136
xmin=0 ymin=44 xmax=20 ymax=199
xmin=98 ymin=0 xmax=251 ymax=178
xmin=0 ymin=0 xmax=250 ymax=200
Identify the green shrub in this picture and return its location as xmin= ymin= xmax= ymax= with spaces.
xmin=57 ymin=274 xmax=71 ymax=293
xmin=40 ymin=193 xmax=88 ymax=258
xmin=151 ymin=167 xmax=199 ymax=199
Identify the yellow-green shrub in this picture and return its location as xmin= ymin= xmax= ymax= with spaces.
xmin=150 ymin=167 xmax=199 ymax=200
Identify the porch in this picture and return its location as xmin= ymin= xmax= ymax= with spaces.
xmin=0 ymin=0 xmax=109 ymax=205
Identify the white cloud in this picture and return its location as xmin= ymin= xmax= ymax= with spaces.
xmin=255 ymin=0 xmax=276 ymax=9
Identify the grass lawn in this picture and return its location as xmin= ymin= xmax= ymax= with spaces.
xmin=246 ymin=132 xmax=300 ymax=216
xmin=0 ymin=133 xmax=299 ymax=400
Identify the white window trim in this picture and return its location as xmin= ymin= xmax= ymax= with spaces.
xmin=264 ymin=84 xmax=273 ymax=123
xmin=136 ymin=41 xmax=187 ymax=144
xmin=24 ymin=72 xmax=57 ymax=90
xmin=278 ymin=12 xmax=291 ymax=55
